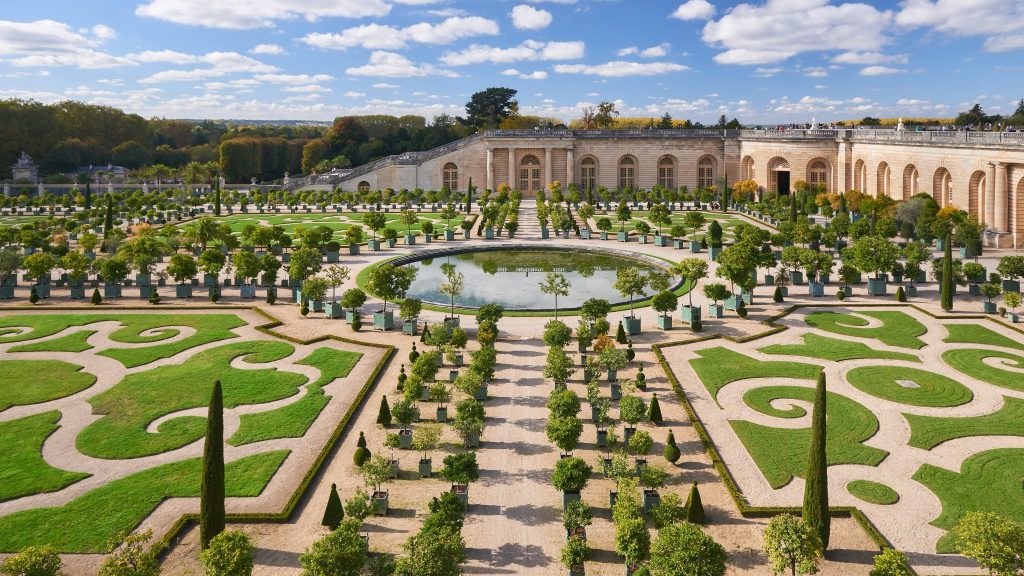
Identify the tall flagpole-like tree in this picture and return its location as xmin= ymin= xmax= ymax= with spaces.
xmin=940 ymin=232 xmax=954 ymax=312
xmin=200 ymin=380 xmax=226 ymax=549
xmin=803 ymin=371 xmax=830 ymax=550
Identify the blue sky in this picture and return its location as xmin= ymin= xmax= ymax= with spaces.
xmin=1 ymin=0 xmax=1022 ymax=123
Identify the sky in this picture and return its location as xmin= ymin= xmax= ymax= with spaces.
xmin=1 ymin=0 xmax=1023 ymax=124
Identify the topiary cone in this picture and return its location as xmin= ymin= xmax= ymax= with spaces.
xmin=896 ymin=285 xmax=907 ymax=302
xmin=29 ymin=286 xmax=38 ymax=305
xmin=663 ymin=429 xmax=681 ymax=463
xmin=357 ymin=431 xmax=367 ymax=449
xmin=91 ymin=288 xmax=102 ymax=305
xmin=685 ymin=481 xmax=705 ymax=524
xmin=616 ymin=322 xmax=627 ymax=344
xmin=354 ymin=446 xmax=370 ymax=466
xmin=377 ymin=396 xmax=392 ymax=427
xmin=322 ymin=483 xmax=344 ymax=530
xmin=648 ymin=393 xmax=663 ymax=423
xmin=773 ymin=285 xmax=784 ymax=303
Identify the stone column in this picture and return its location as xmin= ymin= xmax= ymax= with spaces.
xmin=486 ymin=149 xmax=494 ymax=191
xmin=544 ymin=147 xmax=553 ymax=187
xmin=566 ymin=149 xmax=574 ymax=186
xmin=985 ymin=162 xmax=996 ymax=227
xmin=508 ymin=148 xmax=516 ymax=189
xmin=995 ymin=162 xmax=1008 ymax=232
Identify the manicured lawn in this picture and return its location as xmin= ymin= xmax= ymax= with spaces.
xmin=228 ymin=347 xmax=362 ymax=446
xmin=76 ymin=341 xmax=307 ymax=459
xmin=804 ymin=311 xmax=928 ymax=349
xmin=689 ymin=347 xmax=821 ymax=404
xmin=847 ymin=480 xmax=900 ymax=505
xmin=729 ymin=385 xmax=888 ymax=489
xmin=0 ymin=411 xmax=90 ymax=503
xmin=9 ymin=330 xmax=95 ymax=353
xmin=906 ymin=396 xmax=1024 ymax=450
xmin=942 ymin=349 xmax=1024 ymax=392
xmin=914 ymin=448 xmax=1024 ymax=553
xmin=944 ymin=323 xmax=1024 ymax=351
xmin=219 ymin=211 xmax=460 ymax=238
xmin=0 ymin=314 xmax=245 ymax=368
xmin=845 ymin=366 xmax=973 ymax=408
xmin=0 ymin=450 xmax=288 ymax=553
xmin=0 ymin=360 xmax=96 ymax=411
xmin=760 ymin=334 xmax=920 ymax=363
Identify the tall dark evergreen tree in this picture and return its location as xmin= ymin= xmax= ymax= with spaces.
xmin=200 ymin=380 xmax=226 ymax=550
xmin=466 ymin=177 xmax=473 ymax=213
xmin=322 ymin=483 xmax=345 ymax=530
xmin=648 ymin=393 xmax=662 ymax=423
xmin=685 ymin=482 xmax=705 ymax=524
xmin=941 ymin=233 xmax=954 ymax=312
xmin=104 ymin=194 xmax=114 ymax=236
xmin=84 ymin=182 xmax=91 ymax=210
xmin=789 ymin=193 xmax=798 ymax=222
xmin=377 ymin=396 xmax=392 ymax=427
xmin=214 ymin=179 xmax=222 ymax=217
xmin=803 ymin=371 xmax=830 ymax=549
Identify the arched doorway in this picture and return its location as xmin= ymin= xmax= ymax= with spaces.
xmin=618 ymin=156 xmax=636 ymax=190
xmin=741 ymin=156 xmax=755 ymax=181
xmin=933 ymin=168 xmax=952 ymax=208
xmin=358 ymin=181 xmax=371 ymax=193
xmin=902 ymin=165 xmax=919 ymax=200
xmin=768 ymin=157 xmax=791 ymax=195
xmin=808 ymin=158 xmax=829 ymax=192
xmin=1015 ymin=177 xmax=1024 ymax=246
xmin=697 ymin=155 xmax=716 ymax=189
xmin=969 ymin=170 xmax=987 ymax=221
xmin=658 ymin=156 xmax=676 ymax=190
xmin=519 ymin=155 xmax=541 ymax=192
xmin=877 ymin=162 xmax=891 ymax=197
xmin=580 ymin=156 xmax=597 ymax=192
xmin=442 ymin=162 xmax=458 ymax=191
xmin=853 ymin=159 xmax=865 ymax=192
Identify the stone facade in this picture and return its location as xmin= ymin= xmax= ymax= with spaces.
xmin=324 ymin=129 xmax=1024 ymax=248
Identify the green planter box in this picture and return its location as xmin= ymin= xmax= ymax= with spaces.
xmin=680 ymin=305 xmax=700 ymax=323
xmin=473 ymin=385 xmax=488 ymax=401
xmin=372 ymin=491 xmax=389 ymax=516
xmin=600 ymin=232 xmax=609 ymax=240
xmin=653 ymin=235 xmax=668 ymax=247
xmin=398 ymin=429 xmax=413 ymax=449
xmin=308 ymin=300 xmax=324 ymax=313
xmin=419 ymin=458 xmax=432 ymax=478
xmin=349 ymin=244 xmax=360 ymax=255
xmin=983 ymin=301 xmax=997 ymax=314
xmin=405 ymin=235 xmax=416 ymax=245
xmin=562 ymin=491 xmax=582 ymax=511
xmin=436 ymin=406 xmax=448 ymax=422
xmin=402 ymin=320 xmax=417 ymax=335
xmin=709 ymin=246 xmax=723 ymax=260
xmin=326 ymin=302 xmax=344 ymax=318
xmin=642 ymin=489 xmax=661 ymax=513
xmin=70 ymin=286 xmax=85 ymax=299
xmin=1003 ymin=280 xmax=1021 ymax=293
xmin=610 ymin=382 xmax=621 ymax=400
xmin=617 ymin=231 xmax=629 ymax=242
xmin=707 ymin=304 xmax=724 ymax=318
xmin=596 ymin=428 xmax=607 ymax=447
xmin=451 ymin=484 xmax=469 ymax=506
xmin=621 ymin=316 xmax=641 ymax=335
xmin=809 ymin=282 xmax=825 ymax=297
xmin=969 ymin=283 xmax=982 ymax=296
xmin=657 ymin=315 xmax=672 ymax=330
xmin=724 ymin=295 xmax=742 ymax=311
xmin=104 ymin=284 xmax=122 ymax=299
xmin=176 ymin=285 xmax=192 ymax=298
xmin=374 ymin=310 xmax=394 ymax=330
xmin=445 ymin=230 xmax=455 ymax=241
xmin=485 ymin=228 xmax=495 ymax=239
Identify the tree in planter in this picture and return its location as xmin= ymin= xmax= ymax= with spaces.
xmin=563 ymin=500 xmax=593 ymax=538
xmin=598 ymin=344 xmax=628 ymax=379
xmin=232 ymin=250 xmax=262 ymax=292
xmin=412 ymin=349 xmax=441 ymax=383
xmin=366 ymin=263 xmax=417 ymax=318
xmin=673 ymin=258 xmax=709 ymax=309
xmin=61 ymin=250 xmax=91 ymax=286
xmin=22 ymin=252 xmax=56 ymax=291
xmin=615 ymin=516 xmax=651 ymax=572
xmin=1005 ymin=291 xmax=1022 ymax=318
xmin=452 ymin=398 xmax=486 ymax=447
xmin=341 ymin=288 xmax=367 ymax=318
xmin=546 ymin=415 xmax=584 ymax=454
xmin=649 ymin=522 xmax=726 ymax=576
xmin=628 ymin=429 xmax=654 ymax=463
xmin=954 ymin=512 xmax=1024 ymax=576
xmin=438 ymin=265 xmax=465 ymax=321
xmin=561 ymin=536 xmax=590 ymax=574
xmin=615 ymin=267 xmax=648 ymax=319
xmin=392 ymin=398 xmax=420 ymax=434
xmin=981 ymin=282 xmax=1002 ymax=311
xmin=200 ymin=530 xmax=254 ymax=576
xmin=399 ymin=298 xmax=422 ymax=328
xmin=454 ymin=370 xmax=484 ymax=399
xmin=616 ymin=202 xmax=633 ymax=232
xmin=547 ymin=388 xmax=582 ymax=419
xmin=362 ymin=211 xmax=387 ymax=244
xmin=763 ymin=514 xmax=822 ymax=576
xmin=261 ymin=253 xmax=282 ymax=286
xmin=650 ymin=491 xmax=686 ymax=529
xmin=324 ymin=265 xmax=351 ymax=304
xmin=198 ymin=247 xmax=226 ymax=283
xmin=303 ymin=277 xmax=329 ymax=311
xmin=429 ymin=381 xmax=452 ymax=412
xmin=597 ymin=217 xmax=613 ymax=237
xmin=382 ymin=227 xmax=399 ymax=246
xmin=412 ymin=423 xmax=443 ymax=471
xmin=703 ymin=282 xmax=730 ymax=309
xmin=847 ymin=235 xmax=900 ymax=282
xmin=440 ymin=204 xmax=459 ymax=233
xmin=544 ymin=345 xmax=577 ymax=387
xmin=543 ymin=320 xmax=574 ymax=348
xmin=359 ymin=454 xmax=394 ymax=499
xmin=399 ymin=209 xmax=419 ymax=237
xmin=469 ymin=346 xmax=497 ymax=382
xmin=539 ymin=272 xmax=571 ymax=319
xmin=553 ymin=456 xmax=592 ymax=494
xmin=288 ymin=246 xmax=323 ymax=289
xmin=440 ymin=451 xmax=480 ymax=486
xmin=619 ymin=394 xmax=647 ymax=429
xmin=299 ymin=519 xmax=367 ymax=576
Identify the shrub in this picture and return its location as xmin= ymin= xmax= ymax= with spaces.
xmin=685 ymin=482 xmax=705 ymax=524
xmin=440 ymin=452 xmax=480 ymax=485
xmin=351 ymin=316 xmax=362 ymax=331
xmin=625 ymin=341 xmax=635 ymax=362
xmin=0 ymin=546 xmax=63 ymax=576
xmin=28 ymin=286 xmax=38 ymax=305
xmin=773 ymin=285 xmax=784 ymax=303
xmin=552 ymin=456 xmax=592 ymax=493
xmin=561 ymin=536 xmax=589 ymax=571
xmin=91 ymin=288 xmax=103 ymax=305
xmin=321 ymin=484 xmax=345 ymax=531
xmin=353 ymin=446 xmax=370 ymax=467
xmin=691 ymin=319 xmax=702 ymax=332
xmin=299 ymin=520 xmax=366 ymax=576
xmin=200 ymin=530 xmax=254 ymax=576
xmin=148 ymin=289 xmax=160 ymax=305
xmin=615 ymin=322 xmax=627 ymax=344
xmin=376 ymin=396 xmax=392 ymax=427
xmin=266 ymin=289 xmax=276 ymax=305
xmin=649 ymin=522 xmax=725 ymax=576
xmin=663 ymin=430 xmax=680 ymax=463
xmin=895 ymin=285 xmax=906 ymax=302
xmin=99 ymin=530 xmax=163 ymax=576
xmin=836 ymin=288 xmax=846 ymax=301
xmin=869 ymin=548 xmax=913 ymax=576
xmin=562 ymin=500 xmax=593 ymax=534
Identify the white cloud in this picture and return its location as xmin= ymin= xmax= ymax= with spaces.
xmin=281 ymin=84 xmax=332 ymax=93
xmin=832 ymin=51 xmax=908 ymax=65
xmin=501 ymin=68 xmax=549 ymax=79
xmin=139 ymin=52 xmax=278 ymax=83
xmin=802 ymin=66 xmax=828 ymax=78
xmin=301 ymin=16 xmax=499 ymax=50
xmin=554 ymin=60 xmax=689 ymax=77
xmin=255 ymin=73 xmax=334 ymax=84
xmin=440 ymin=40 xmax=584 ymax=65
xmin=373 ymin=82 xmax=399 ymax=88
xmin=617 ymin=47 xmax=639 ymax=56
xmin=896 ymin=0 xmax=1024 ymax=52
xmin=510 ymin=5 xmax=553 ymax=30
xmin=343 ymin=90 xmax=366 ymax=97
xmin=345 ymin=51 xmax=458 ymax=77
xmin=702 ymin=0 xmax=893 ymax=65
xmin=135 ymin=0 xmax=392 ymax=29
xmin=752 ymin=66 xmax=782 ymax=78
xmin=671 ymin=0 xmax=716 ymax=20
xmin=859 ymin=65 xmax=905 ymax=76
xmin=251 ymin=43 xmax=285 ymax=55
xmin=620 ymin=43 xmax=671 ymax=58
xmin=897 ymin=98 xmax=929 ymax=105
xmin=0 ymin=19 xmax=133 ymax=69
xmin=127 ymin=50 xmax=200 ymax=64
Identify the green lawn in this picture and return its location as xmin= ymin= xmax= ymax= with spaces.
xmin=847 ymin=480 xmax=900 ymax=505
xmin=914 ymin=448 xmax=1024 ymax=553
xmin=219 ymin=211 xmax=462 ymax=238
xmin=228 ymin=347 xmax=362 ymax=446
xmin=9 ymin=330 xmax=95 ymax=353
xmin=609 ymin=210 xmax=752 ymax=242
xmin=0 ymin=360 xmax=96 ymax=411
xmin=0 ymin=314 xmax=245 ymax=368
xmin=689 ymin=347 xmax=821 ymax=404
xmin=76 ymin=341 xmax=307 ymax=459
xmin=0 ymin=450 xmax=288 ymax=553
xmin=759 ymin=334 xmax=920 ymax=363
xmin=804 ymin=311 xmax=928 ymax=349
xmin=846 ymin=366 xmax=973 ymax=408
xmin=906 ymin=396 xmax=1024 ymax=450
xmin=943 ymin=324 xmax=1024 ymax=351
xmin=0 ymin=411 xmax=90 ymax=503
xmin=942 ymin=349 xmax=1024 ymax=392
xmin=729 ymin=385 xmax=888 ymax=489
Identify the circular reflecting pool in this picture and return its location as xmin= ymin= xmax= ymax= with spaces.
xmin=401 ymin=247 xmax=672 ymax=311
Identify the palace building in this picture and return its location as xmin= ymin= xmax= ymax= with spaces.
xmin=290 ymin=128 xmax=1024 ymax=248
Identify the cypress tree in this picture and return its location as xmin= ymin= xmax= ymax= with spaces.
xmin=663 ymin=430 xmax=680 ymax=463
xmin=803 ymin=371 xmax=830 ymax=549
xmin=615 ymin=322 xmax=627 ymax=344
xmin=940 ymin=233 xmax=954 ymax=312
xmin=466 ymin=177 xmax=473 ymax=213
xmin=104 ymin=194 xmax=114 ymax=235
xmin=895 ymin=285 xmax=906 ymax=302
xmin=789 ymin=193 xmax=798 ymax=222
xmin=200 ymin=380 xmax=226 ymax=550
xmin=29 ymin=286 xmax=38 ymax=305
xmin=84 ymin=182 xmax=91 ymax=210
xmin=377 ymin=396 xmax=392 ymax=427
xmin=322 ymin=483 xmax=345 ymax=530
xmin=838 ymin=192 xmax=847 ymax=214
xmin=214 ymin=180 xmax=222 ymax=217
xmin=648 ymin=393 xmax=662 ymax=423
xmin=685 ymin=482 xmax=705 ymax=524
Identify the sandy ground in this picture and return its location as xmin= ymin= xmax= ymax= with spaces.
xmin=1 ymin=203 xmax=1020 ymax=574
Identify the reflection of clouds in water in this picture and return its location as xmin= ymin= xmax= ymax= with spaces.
xmin=404 ymin=253 xmax=659 ymax=310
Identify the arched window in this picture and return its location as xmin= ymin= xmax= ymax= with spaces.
xmin=580 ymin=157 xmax=597 ymax=191
xmin=618 ymin=156 xmax=636 ymax=190
xmin=903 ymin=165 xmax=919 ymax=200
xmin=519 ymin=155 xmax=541 ymax=192
xmin=442 ymin=162 xmax=458 ymax=191
xmin=877 ymin=162 xmax=891 ymax=198
xmin=741 ymin=156 xmax=755 ymax=181
xmin=358 ymin=181 xmax=370 ymax=193
xmin=933 ymin=168 xmax=952 ymax=208
xmin=658 ymin=156 xmax=675 ymax=190
xmin=853 ymin=159 xmax=865 ymax=191
xmin=809 ymin=160 xmax=828 ymax=190
xmin=697 ymin=156 xmax=715 ymax=189
xmin=969 ymin=170 xmax=986 ymax=220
